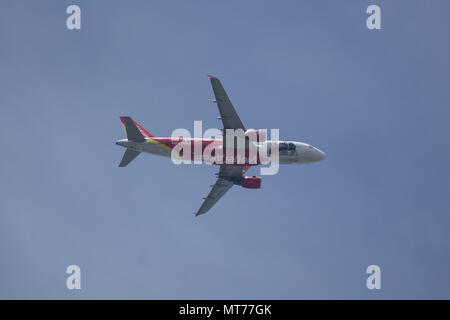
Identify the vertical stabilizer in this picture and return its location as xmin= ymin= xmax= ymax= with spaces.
xmin=120 ymin=116 xmax=146 ymax=142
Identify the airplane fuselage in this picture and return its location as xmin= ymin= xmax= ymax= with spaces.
xmin=116 ymin=137 xmax=325 ymax=165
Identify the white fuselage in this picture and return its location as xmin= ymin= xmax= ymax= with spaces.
xmin=116 ymin=138 xmax=325 ymax=165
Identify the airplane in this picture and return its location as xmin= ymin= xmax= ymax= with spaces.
xmin=116 ymin=75 xmax=325 ymax=216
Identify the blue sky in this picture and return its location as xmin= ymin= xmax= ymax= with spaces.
xmin=1 ymin=0 xmax=450 ymax=299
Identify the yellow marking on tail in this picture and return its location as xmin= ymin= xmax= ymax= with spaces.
xmin=146 ymin=138 xmax=173 ymax=152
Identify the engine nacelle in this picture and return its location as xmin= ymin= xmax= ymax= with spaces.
xmin=241 ymin=176 xmax=261 ymax=189
xmin=245 ymin=129 xmax=267 ymax=143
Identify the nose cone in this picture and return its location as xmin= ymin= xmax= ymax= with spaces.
xmin=315 ymin=149 xmax=326 ymax=161
xmin=303 ymin=146 xmax=325 ymax=162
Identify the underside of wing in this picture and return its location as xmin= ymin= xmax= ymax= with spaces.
xmin=195 ymin=178 xmax=233 ymax=216
xmin=195 ymin=165 xmax=250 ymax=216
xmin=195 ymin=76 xmax=250 ymax=216
xmin=208 ymin=75 xmax=246 ymax=131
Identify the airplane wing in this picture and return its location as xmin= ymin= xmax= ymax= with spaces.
xmin=195 ymin=165 xmax=249 ymax=216
xmin=208 ymin=75 xmax=246 ymax=131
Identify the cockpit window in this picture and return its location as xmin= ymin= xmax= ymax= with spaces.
xmin=279 ymin=143 xmax=288 ymax=151
xmin=279 ymin=142 xmax=296 ymax=153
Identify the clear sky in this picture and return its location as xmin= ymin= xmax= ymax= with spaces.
xmin=1 ymin=0 xmax=450 ymax=299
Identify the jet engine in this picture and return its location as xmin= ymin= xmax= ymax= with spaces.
xmin=233 ymin=176 xmax=261 ymax=189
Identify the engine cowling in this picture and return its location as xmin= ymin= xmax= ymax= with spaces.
xmin=241 ymin=176 xmax=261 ymax=189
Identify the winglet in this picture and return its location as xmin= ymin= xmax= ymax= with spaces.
xmin=194 ymin=212 xmax=199 ymax=217
xmin=207 ymin=75 xmax=214 ymax=79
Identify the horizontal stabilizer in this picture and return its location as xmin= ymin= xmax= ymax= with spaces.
xmin=119 ymin=149 xmax=141 ymax=167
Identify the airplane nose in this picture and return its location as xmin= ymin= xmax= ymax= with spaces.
xmin=317 ymin=149 xmax=326 ymax=161
xmin=301 ymin=146 xmax=325 ymax=163
xmin=309 ymin=147 xmax=325 ymax=162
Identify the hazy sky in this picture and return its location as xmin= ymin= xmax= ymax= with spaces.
xmin=1 ymin=0 xmax=450 ymax=299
